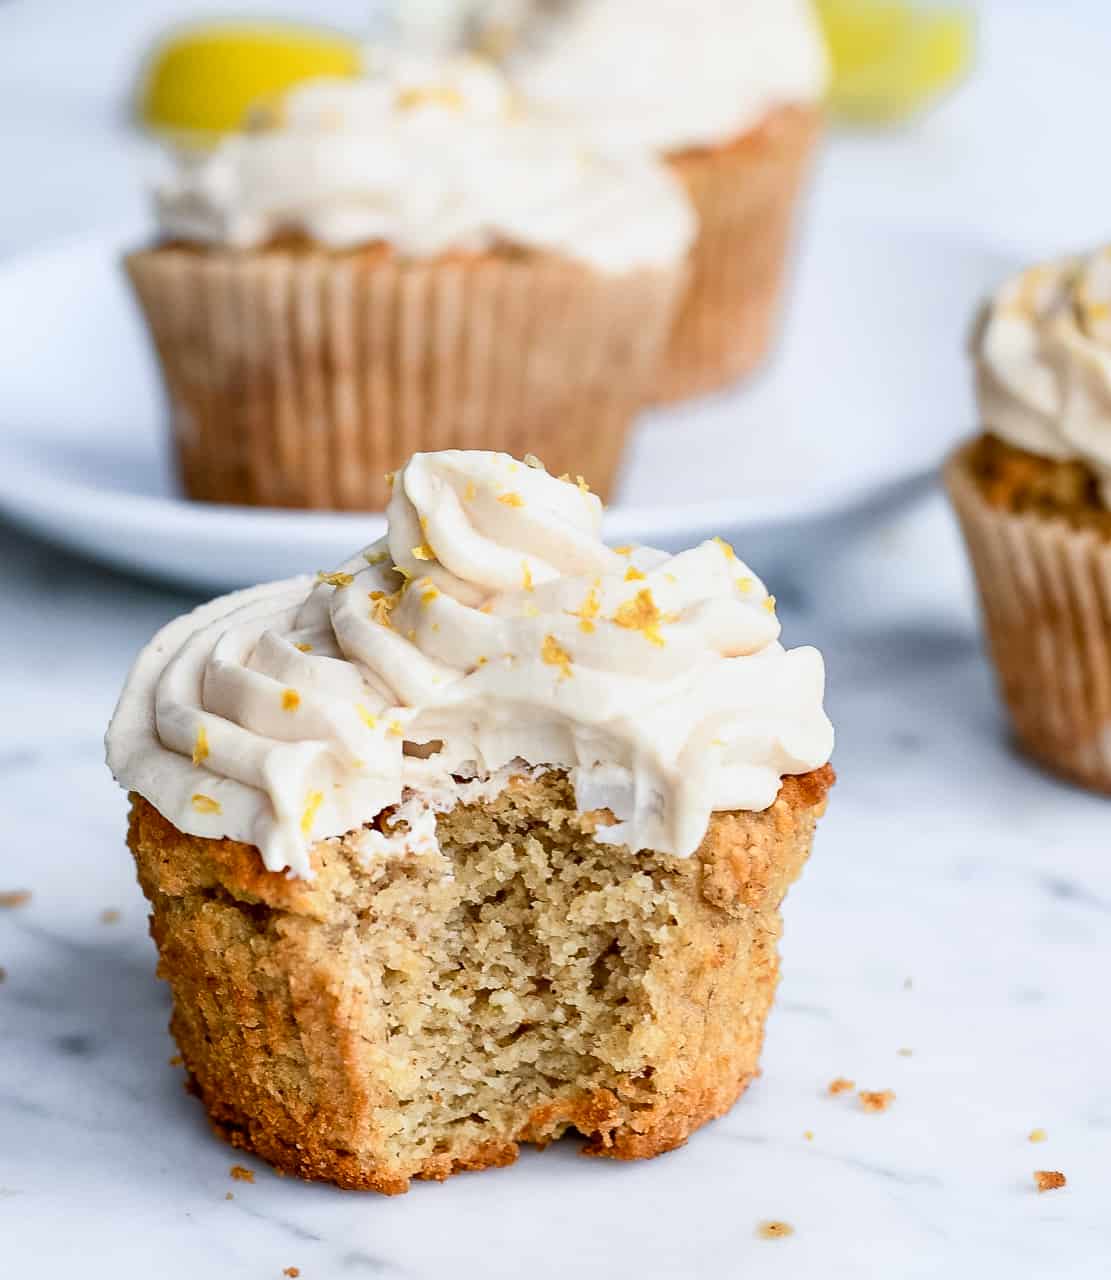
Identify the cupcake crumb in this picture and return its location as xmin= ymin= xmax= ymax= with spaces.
xmin=225 ymin=1191 xmax=234 ymax=1201
xmin=897 ymin=1047 xmax=913 ymax=1057
xmin=283 ymin=1269 xmax=300 ymax=1277
xmin=0 ymin=966 xmax=7 ymax=983
xmin=756 ymin=1221 xmax=794 ymax=1240
xmin=99 ymin=908 xmax=121 ymax=925
xmin=1034 ymin=1170 xmax=1066 ymax=1193
xmin=1029 ymin=1128 xmax=1047 ymax=1143
xmin=230 ymin=1165 xmax=255 ymax=1183
xmin=859 ymin=1089 xmax=896 ymax=1113
xmin=827 ymin=1077 xmax=855 ymax=1096
xmin=0 ymin=890 xmax=31 ymax=909
xmin=803 ymin=1130 xmax=814 ymax=1141
xmin=903 ymin=977 xmax=913 ymax=990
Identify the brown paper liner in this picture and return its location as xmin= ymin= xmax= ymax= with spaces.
xmin=655 ymin=104 xmax=823 ymax=405
xmin=946 ymin=443 xmax=1111 ymax=794
xmin=126 ymin=247 xmax=685 ymax=510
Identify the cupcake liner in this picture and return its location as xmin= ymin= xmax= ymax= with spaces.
xmin=656 ymin=104 xmax=823 ymax=405
xmin=946 ymin=444 xmax=1111 ymax=793
xmin=126 ymin=248 xmax=686 ymax=509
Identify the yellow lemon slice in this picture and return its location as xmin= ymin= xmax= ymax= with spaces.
xmin=137 ymin=22 xmax=361 ymax=141
xmin=816 ymin=1 xmax=975 ymax=124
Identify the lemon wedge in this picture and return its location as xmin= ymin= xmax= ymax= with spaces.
xmin=815 ymin=1 xmax=974 ymax=124
xmin=137 ymin=22 xmax=361 ymax=141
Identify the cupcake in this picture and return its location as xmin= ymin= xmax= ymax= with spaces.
xmin=107 ymin=449 xmax=835 ymax=1194
xmin=474 ymin=0 xmax=829 ymax=402
xmin=946 ymin=248 xmax=1111 ymax=792
xmin=127 ymin=53 xmax=694 ymax=510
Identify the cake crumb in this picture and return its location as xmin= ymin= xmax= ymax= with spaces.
xmin=903 ymin=977 xmax=913 ymax=990
xmin=1029 ymin=1128 xmax=1048 ymax=1143
xmin=225 ymin=1191 xmax=234 ymax=1200
xmin=1034 ymin=1170 xmax=1066 ymax=1192
xmin=0 ymin=966 xmax=7 ymax=983
xmin=859 ymin=1089 xmax=896 ymax=1113
xmin=168 ymin=1054 xmax=184 ymax=1067
xmin=756 ymin=1221 xmax=794 ymax=1240
xmin=230 ymin=1165 xmax=255 ymax=1183
xmin=283 ymin=1269 xmax=301 ymax=1278
xmin=827 ymin=1077 xmax=855 ymax=1096
xmin=0 ymin=891 xmax=31 ymax=909
xmin=99 ymin=908 xmax=120 ymax=925
xmin=803 ymin=1130 xmax=814 ymax=1141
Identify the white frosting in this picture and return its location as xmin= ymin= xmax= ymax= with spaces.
xmin=976 ymin=248 xmax=1111 ymax=506
xmin=107 ymin=450 xmax=833 ymax=879
xmin=154 ymin=51 xmax=694 ymax=273
xmin=480 ymin=0 xmax=829 ymax=153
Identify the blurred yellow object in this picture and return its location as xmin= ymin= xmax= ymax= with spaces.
xmin=816 ymin=0 xmax=974 ymax=123
xmin=137 ymin=22 xmax=361 ymax=140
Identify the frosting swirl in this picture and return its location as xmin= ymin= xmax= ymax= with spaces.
xmin=154 ymin=51 xmax=694 ymax=273
xmin=108 ymin=451 xmax=833 ymax=878
xmin=464 ymin=0 xmax=829 ymax=153
xmin=976 ymin=248 xmax=1111 ymax=505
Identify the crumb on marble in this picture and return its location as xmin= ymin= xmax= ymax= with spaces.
xmin=225 ymin=1191 xmax=234 ymax=1201
xmin=897 ymin=1047 xmax=913 ymax=1057
xmin=827 ymin=1077 xmax=855 ymax=1096
xmin=1029 ymin=1128 xmax=1048 ymax=1144
xmin=0 ymin=891 xmax=31 ymax=909
xmin=99 ymin=908 xmax=120 ymax=925
xmin=284 ymin=1269 xmax=301 ymax=1278
xmin=859 ymin=1089 xmax=896 ymax=1114
xmin=1034 ymin=1170 xmax=1066 ymax=1193
xmin=756 ymin=1221 xmax=794 ymax=1240
xmin=803 ymin=1130 xmax=814 ymax=1141
xmin=0 ymin=966 xmax=6 ymax=983
xmin=903 ymin=977 xmax=913 ymax=990
xmin=230 ymin=1165 xmax=255 ymax=1183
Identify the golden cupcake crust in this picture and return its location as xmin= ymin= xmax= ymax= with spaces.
xmin=967 ymin=433 xmax=1111 ymax=537
xmin=129 ymin=766 xmax=832 ymax=1194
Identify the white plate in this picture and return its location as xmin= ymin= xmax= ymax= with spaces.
xmin=0 ymin=216 xmax=1009 ymax=592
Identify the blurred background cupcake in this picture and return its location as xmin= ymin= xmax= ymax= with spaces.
xmin=947 ymin=249 xmax=1111 ymax=793
xmin=458 ymin=0 xmax=830 ymax=404
xmin=128 ymin=47 xmax=694 ymax=509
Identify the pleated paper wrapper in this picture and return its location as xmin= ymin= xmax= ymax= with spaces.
xmin=126 ymin=248 xmax=686 ymax=510
xmin=947 ymin=445 xmax=1111 ymax=794
xmin=656 ymin=104 xmax=823 ymax=405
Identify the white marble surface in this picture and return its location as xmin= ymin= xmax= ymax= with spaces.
xmin=2 ymin=1 xmax=1111 ymax=1276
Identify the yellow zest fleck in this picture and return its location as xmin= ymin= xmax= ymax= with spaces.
xmin=294 ymin=642 xmax=313 ymax=653
xmin=412 ymin=544 xmax=434 ymax=561
xmin=803 ymin=1130 xmax=814 ymax=1142
xmin=541 ymin=634 xmax=573 ymax=679
xmin=713 ymin=536 xmax=736 ymax=561
xmin=476 ymin=656 xmax=488 ymax=667
xmin=764 ymin=595 xmax=777 ymax=614
xmin=397 ymin=84 xmax=464 ymax=112
xmin=522 ymin=602 xmax=539 ymax=618
xmin=191 ymin=725 xmax=209 ymax=766
xmin=281 ymin=689 xmax=300 ymax=712
xmin=737 ymin=577 xmax=754 ymax=594
xmin=524 ymin=454 xmax=545 ymax=470
xmin=369 ymin=589 xmax=402 ymax=628
xmin=1029 ymin=1128 xmax=1048 ymax=1143
xmin=419 ymin=515 xmax=428 ymax=532
xmin=624 ymin=565 xmax=645 ymax=582
xmin=364 ymin=549 xmax=388 ymax=566
xmin=421 ymin=585 xmax=439 ymax=606
xmin=576 ymin=475 xmax=590 ymax=494
xmin=393 ymin=563 xmax=413 ymax=581
xmin=387 ymin=719 xmax=404 ymax=738
xmin=567 ymin=586 xmax=601 ymax=635
xmin=612 ymin=588 xmax=666 ymax=647
xmin=665 ymin=573 xmax=677 ymax=584
xmin=317 ymin=571 xmax=353 ymax=589
xmin=384 ymin=471 xmax=396 ymax=489
xmin=356 ymin=704 xmax=378 ymax=730
xmin=557 ymin=473 xmax=571 ymax=483
xmin=498 ymin=492 xmax=525 ymax=508
xmin=191 ymin=794 xmax=221 ymax=816
xmin=407 ymin=628 xmax=417 ymax=642
xmin=463 ymin=480 xmax=477 ymax=502
xmin=613 ymin=545 xmax=634 ymax=556
xmin=300 ymin=791 xmax=324 ymax=837
xmin=521 ymin=561 xmax=534 ymax=593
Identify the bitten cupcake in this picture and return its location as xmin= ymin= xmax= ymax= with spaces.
xmin=947 ymin=248 xmax=1111 ymax=792
xmin=127 ymin=52 xmax=694 ymax=510
xmin=107 ymin=448 xmax=835 ymax=1194
xmin=477 ymin=0 xmax=829 ymax=402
